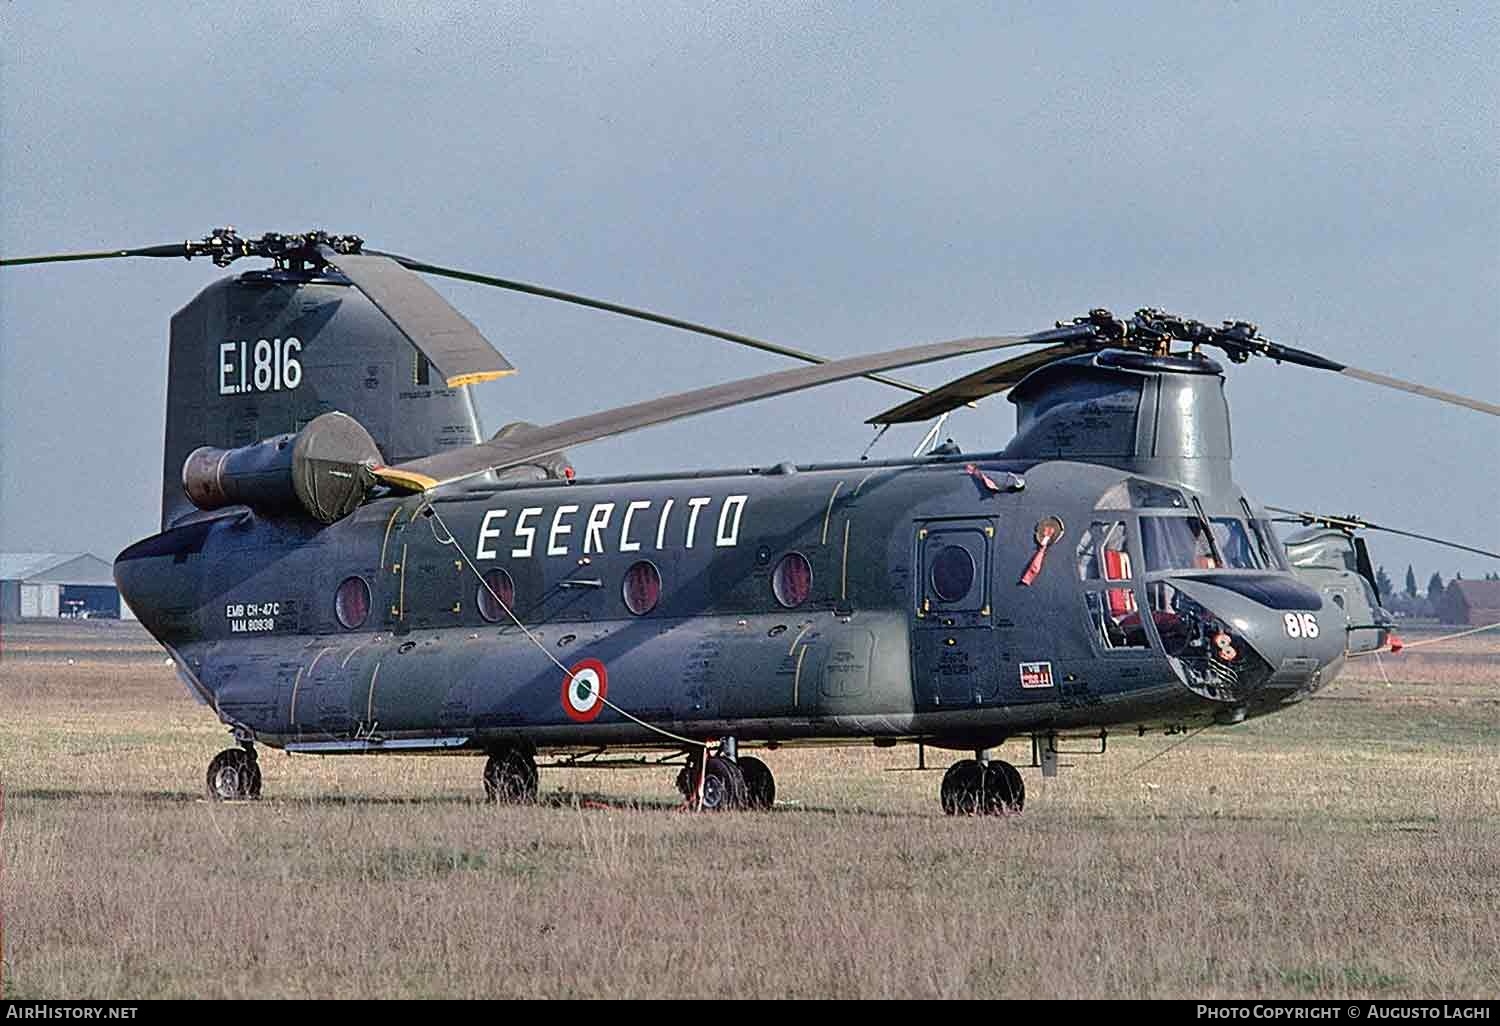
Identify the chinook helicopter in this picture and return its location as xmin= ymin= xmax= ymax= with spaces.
xmin=4 ymin=229 xmax=1497 ymax=814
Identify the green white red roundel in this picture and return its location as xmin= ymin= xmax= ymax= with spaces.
xmin=562 ymin=659 xmax=608 ymax=722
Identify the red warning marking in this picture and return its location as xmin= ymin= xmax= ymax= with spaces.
xmin=561 ymin=658 xmax=608 ymax=722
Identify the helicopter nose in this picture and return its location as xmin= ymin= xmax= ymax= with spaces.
xmin=1156 ymin=574 xmax=1346 ymax=710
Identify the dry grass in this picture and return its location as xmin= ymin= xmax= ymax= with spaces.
xmin=2 ymin=621 xmax=1498 ymax=998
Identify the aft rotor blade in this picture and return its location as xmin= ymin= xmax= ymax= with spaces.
xmin=316 ymin=247 xmax=515 ymax=388
xmin=867 ymin=337 xmax=1098 ymax=424
xmin=1266 ymin=506 xmax=1500 ymax=560
xmin=370 ymin=250 xmax=930 ymax=398
xmin=0 ymin=243 xmax=189 ymax=267
xmin=373 ymin=331 xmax=1051 ymax=492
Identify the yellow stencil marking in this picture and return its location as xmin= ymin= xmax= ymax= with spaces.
xmin=379 ymin=506 xmax=404 ymax=568
xmin=398 ymin=543 xmax=408 ymax=619
xmin=340 ymin=638 xmax=374 ymax=669
xmin=787 ymin=621 xmax=814 ymax=656
xmin=841 ymin=520 xmax=851 ymax=601
xmin=821 ymin=480 xmax=844 ymax=545
xmin=288 ymin=666 xmax=306 ymax=727
xmin=365 ymin=660 xmax=382 ymax=723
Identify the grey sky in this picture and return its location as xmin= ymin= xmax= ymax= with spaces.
xmin=2 ymin=1 xmax=1496 ymax=583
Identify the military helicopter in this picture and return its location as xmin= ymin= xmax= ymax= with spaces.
xmin=4 ymin=229 xmax=1497 ymax=814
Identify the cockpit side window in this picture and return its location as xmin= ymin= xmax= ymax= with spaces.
xmin=1141 ymin=516 xmax=1265 ymax=572
xmin=1141 ymin=516 xmax=1218 ymax=571
xmin=1209 ymin=519 xmax=1263 ymax=570
xmin=1249 ymin=518 xmax=1290 ymax=570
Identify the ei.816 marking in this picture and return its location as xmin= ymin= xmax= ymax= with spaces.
xmin=218 ymin=337 xmax=303 ymax=395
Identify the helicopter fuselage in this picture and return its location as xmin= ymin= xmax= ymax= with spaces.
xmin=114 ymin=450 xmax=1348 ymax=758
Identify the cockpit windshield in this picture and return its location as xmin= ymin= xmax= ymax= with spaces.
xmin=1140 ymin=516 xmax=1266 ymax=572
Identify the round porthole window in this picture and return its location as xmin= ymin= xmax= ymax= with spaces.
xmin=477 ymin=568 xmax=516 ymax=623
xmin=335 ymin=575 xmax=371 ymax=630
xmin=930 ymin=545 xmax=975 ymax=603
xmin=772 ymin=552 xmax=813 ymax=608
xmin=623 ymin=560 xmax=662 ymax=616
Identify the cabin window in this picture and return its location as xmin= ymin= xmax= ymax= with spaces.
xmin=772 ymin=552 xmax=813 ymax=608
xmin=930 ymin=544 xmax=976 ymax=603
xmin=477 ymin=568 xmax=516 ymax=623
xmin=622 ymin=560 xmax=662 ymax=616
xmin=335 ymin=576 xmax=370 ymax=630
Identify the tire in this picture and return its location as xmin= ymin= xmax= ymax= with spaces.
xmin=738 ymin=756 xmax=776 ymax=810
xmin=940 ymin=759 xmax=984 ymax=815
xmin=984 ymin=761 xmax=1025 ymax=814
xmin=695 ymin=755 xmax=747 ymax=812
xmin=483 ymin=748 xmax=539 ymax=804
xmin=206 ymin=748 xmax=258 ymax=801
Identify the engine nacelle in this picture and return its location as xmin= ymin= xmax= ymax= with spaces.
xmin=182 ymin=411 xmax=382 ymax=524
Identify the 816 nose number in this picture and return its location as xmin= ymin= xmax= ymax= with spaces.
xmin=1284 ymin=612 xmax=1320 ymax=638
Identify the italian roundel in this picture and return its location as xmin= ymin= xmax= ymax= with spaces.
xmin=561 ymin=659 xmax=608 ymax=722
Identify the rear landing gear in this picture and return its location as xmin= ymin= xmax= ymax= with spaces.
xmin=483 ymin=747 xmax=539 ymax=804
xmin=940 ymin=758 xmax=1024 ymax=816
xmin=206 ymin=746 xmax=261 ymax=801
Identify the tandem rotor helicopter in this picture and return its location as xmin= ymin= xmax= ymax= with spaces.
xmin=4 ymin=228 xmax=1497 ymax=814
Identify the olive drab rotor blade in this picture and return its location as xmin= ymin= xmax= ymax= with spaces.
xmin=372 ymin=331 xmax=1053 ymax=492
xmin=866 ymin=337 xmax=1099 ymax=424
xmin=1266 ymin=506 xmax=1500 ymax=561
xmin=368 ymin=250 xmax=933 ymax=398
xmin=0 ymin=243 xmax=191 ymax=266
xmin=1332 ymin=364 xmax=1500 ymax=417
xmin=315 ymin=246 xmax=516 ymax=389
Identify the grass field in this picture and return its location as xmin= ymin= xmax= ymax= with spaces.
xmin=2 ymin=620 xmax=1497 ymax=999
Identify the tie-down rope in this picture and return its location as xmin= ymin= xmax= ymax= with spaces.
xmin=421 ymin=502 xmax=714 ymax=806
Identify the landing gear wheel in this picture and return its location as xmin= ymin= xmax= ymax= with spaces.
xmin=941 ymin=759 xmax=1024 ymax=816
xmin=738 ymin=756 xmax=776 ymax=810
xmin=483 ymin=748 xmax=539 ymax=804
xmin=940 ymin=759 xmax=985 ymax=815
xmin=206 ymin=748 xmax=261 ymax=801
xmin=984 ymin=760 xmax=1025 ymax=814
xmin=679 ymin=755 xmax=746 ymax=811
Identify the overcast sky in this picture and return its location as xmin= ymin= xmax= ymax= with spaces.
xmin=2 ymin=2 xmax=1496 ymax=584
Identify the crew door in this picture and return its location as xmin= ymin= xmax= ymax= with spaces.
xmin=912 ymin=518 xmax=998 ymax=709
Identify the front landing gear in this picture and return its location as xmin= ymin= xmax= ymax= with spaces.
xmin=483 ymin=747 xmax=539 ymax=804
xmin=940 ymin=758 xmax=1024 ymax=816
xmin=206 ymin=746 xmax=261 ymax=801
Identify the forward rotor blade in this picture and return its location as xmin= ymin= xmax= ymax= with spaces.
xmin=867 ymin=337 xmax=1097 ymax=424
xmin=1251 ymin=338 xmax=1499 ymax=415
xmin=373 ymin=331 xmax=1053 ymax=492
xmin=370 ymin=251 xmax=930 ymax=398
xmin=1266 ymin=506 xmax=1500 ymax=560
xmin=0 ymin=243 xmax=189 ymax=267
xmin=317 ymin=247 xmax=515 ymax=388
xmin=1334 ymin=364 xmax=1500 ymax=417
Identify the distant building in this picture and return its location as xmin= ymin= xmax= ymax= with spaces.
xmin=0 ymin=553 xmax=134 ymax=620
xmin=1435 ymin=580 xmax=1500 ymax=627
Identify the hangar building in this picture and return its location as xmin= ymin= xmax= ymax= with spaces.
xmin=0 ymin=552 xmax=133 ymax=620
